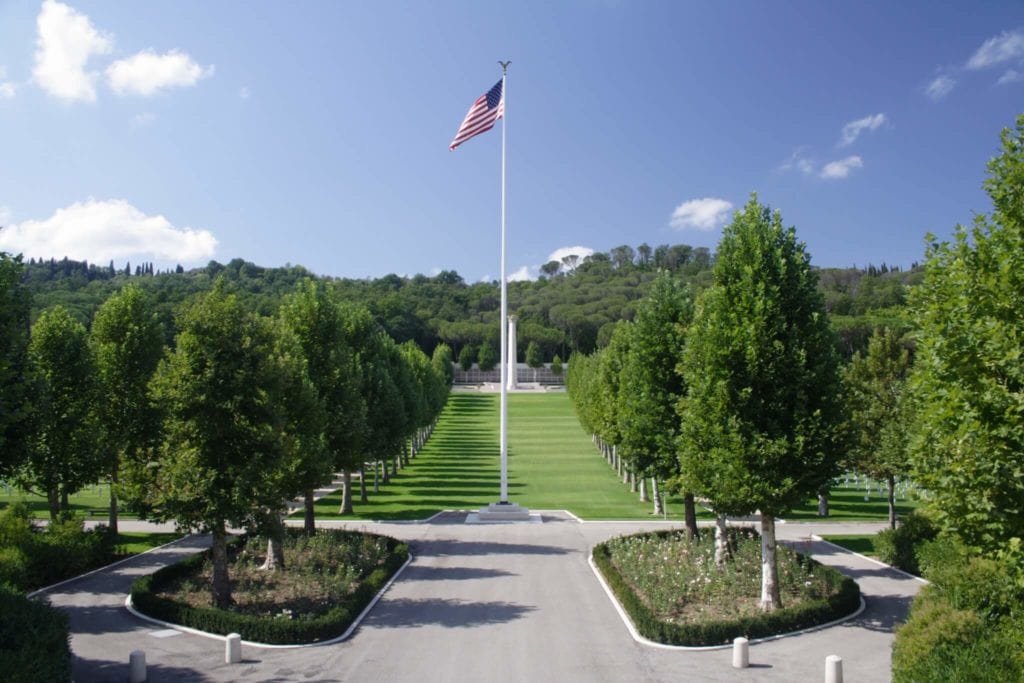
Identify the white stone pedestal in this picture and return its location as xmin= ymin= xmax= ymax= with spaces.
xmin=467 ymin=502 xmax=539 ymax=523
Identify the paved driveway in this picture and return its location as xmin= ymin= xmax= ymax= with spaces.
xmin=39 ymin=514 xmax=918 ymax=682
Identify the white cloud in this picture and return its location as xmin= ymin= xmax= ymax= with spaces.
xmin=966 ymin=30 xmax=1024 ymax=70
xmin=508 ymin=265 xmax=534 ymax=282
xmin=669 ymin=198 xmax=733 ymax=231
xmin=0 ymin=199 xmax=217 ymax=264
xmin=32 ymin=0 xmax=112 ymax=102
xmin=997 ymin=68 xmax=1023 ymax=85
xmin=239 ymin=86 xmax=250 ymax=99
xmin=839 ymin=113 xmax=887 ymax=147
xmin=778 ymin=148 xmax=815 ymax=175
xmin=820 ymin=155 xmax=863 ymax=180
xmin=546 ymin=245 xmax=594 ymax=267
xmin=0 ymin=82 xmax=14 ymax=99
xmin=925 ymin=74 xmax=956 ymax=100
xmin=107 ymin=49 xmax=212 ymax=96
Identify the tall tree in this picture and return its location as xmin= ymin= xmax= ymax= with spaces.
xmin=19 ymin=306 xmax=103 ymax=520
xmin=678 ymin=196 xmax=844 ymax=611
xmin=843 ymin=328 xmax=911 ymax=529
xmin=0 ymin=253 xmax=31 ymax=479
xmin=279 ymin=281 xmax=364 ymax=531
xmin=617 ymin=272 xmax=697 ymax=534
xmin=147 ymin=284 xmax=304 ymax=607
xmin=909 ymin=115 xmax=1024 ymax=555
xmin=90 ymin=284 xmax=165 ymax=534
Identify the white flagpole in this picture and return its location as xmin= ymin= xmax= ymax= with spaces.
xmin=498 ymin=60 xmax=510 ymax=504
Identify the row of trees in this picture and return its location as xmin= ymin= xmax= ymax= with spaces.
xmin=569 ymin=196 xmax=845 ymax=611
xmin=0 ymin=271 xmax=451 ymax=607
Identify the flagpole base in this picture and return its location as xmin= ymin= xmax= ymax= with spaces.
xmin=469 ymin=502 xmax=535 ymax=523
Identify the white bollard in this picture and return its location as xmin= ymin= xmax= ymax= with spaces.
xmin=225 ymin=633 xmax=242 ymax=664
xmin=825 ymin=654 xmax=843 ymax=683
xmin=129 ymin=650 xmax=146 ymax=683
xmin=732 ymin=636 xmax=749 ymax=668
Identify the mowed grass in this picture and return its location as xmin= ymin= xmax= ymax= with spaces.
xmin=785 ymin=485 xmax=921 ymax=522
xmin=820 ymin=534 xmax=877 ymax=557
xmin=313 ymin=392 xmax=703 ymax=521
xmin=0 ymin=483 xmax=138 ymax=520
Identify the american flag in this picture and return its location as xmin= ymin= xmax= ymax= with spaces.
xmin=449 ymin=79 xmax=504 ymax=151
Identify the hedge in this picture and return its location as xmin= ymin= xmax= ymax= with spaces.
xmin=131 ymin=530 xmax=408 ymax=645
xmin=592 ymin=532 xmax=861 ymax=647
xmin=0 ymin=584 xmax=72 ymax=683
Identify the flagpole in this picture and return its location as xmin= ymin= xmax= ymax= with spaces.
xmin=498 ymin=60 xmax=510 ymax=504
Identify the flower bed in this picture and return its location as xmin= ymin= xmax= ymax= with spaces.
xmin=593 ymin=527 xmax=860 ymax=646
xmin=130 ymin=528 xmax=408 ymax=645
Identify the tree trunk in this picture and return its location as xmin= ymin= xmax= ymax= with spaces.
xmin=629 ymin=470 xmax=636 ymax=493
xmin=887 ymin=474 xmax=897 ymax=529
xmin=303 ymin=488 xmax=315 ymax=534
xmin=391 ymin=453 xmax=398 ymax=477
xmin=639 ymin=477 xmax=648 ymax=502
xmin=382 ymin=459 xmax=390 ymax=484
xmin=651 ymin=478 xmax=664 ymax=516
xmin=259 ymin=512 xmax=286 ymax=571
xmin=817 ymin=492 xmax=829 ymax=517
xmin=47 ymin=487 xmax=60 ymax=521
xmin=373 ymin=461 xmax=380 ymax=493
xmin=714 ymin=514 xmax=730 ymax=567
xmin=684 ymin=492 xmax=698 ymax=539
xmin=108 ymin=470 xmax=119 ymax=535
xmin=622 ymin=462 xmax=629 ymax=485
xmin=211 ymin=523 xmax=232 ymax=608
xmin=340 ymin=470 xmax=353 ymax=515
xmin=359 ymin=465 xmax=368 ymax=503
xmin=759 ymin=515 xmax=780 ymax=612
xmin=60 ymin=488 xmax=69 ymax=516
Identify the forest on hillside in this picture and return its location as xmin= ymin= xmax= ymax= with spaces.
xmin=17 ymin=240 xmax=918 ymax=362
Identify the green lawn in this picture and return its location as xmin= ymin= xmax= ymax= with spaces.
xmin=820 ymin=534 xmax=877 ymax=557
xmin=0 ymin=483 xmax=139 ymax=520
xmin=785 ymin=484 xmax=921 ymax=522
xmin=114 ymin=532 xmax=184 ymax=555
xmin=312 ymin=392 xmax=704 ymax=521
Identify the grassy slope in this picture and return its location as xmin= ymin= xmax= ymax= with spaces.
xmin=313 ymin=392 xmax=700 ymax=521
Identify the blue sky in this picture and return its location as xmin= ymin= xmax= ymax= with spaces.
xmin=1 ymin=1 xmax=1022 ymax=281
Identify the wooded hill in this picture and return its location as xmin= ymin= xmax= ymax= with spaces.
xmin=20 ymin=243 xmax=918 ymax=361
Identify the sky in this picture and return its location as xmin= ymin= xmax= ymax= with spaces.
xmin=1 ymin=1 xmax=1023 ymax=282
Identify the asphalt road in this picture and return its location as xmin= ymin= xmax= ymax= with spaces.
xmin=38 ymin=514 xmax=919 ymax=683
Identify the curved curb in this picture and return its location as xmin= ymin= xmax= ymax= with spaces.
xmin=587 ymin=552 xmax=867 ymax=651
xmin=811 ymin=535 xmax=930 ymax=584
xmin=124 ymin=551 xmax=415 ymax=649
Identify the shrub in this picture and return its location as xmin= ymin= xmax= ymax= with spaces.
xmin=593 ymin=529 xmax=860 ymax=646
xmin=875 ymin=510 xmax=938 ymax=574
xmin=131 ymin=530 xmax=408 ymax=644
xmin=0 ymin=584 xmax=72 ymax=683
xmin=893 ymin=587 xmax=1024 ymax=682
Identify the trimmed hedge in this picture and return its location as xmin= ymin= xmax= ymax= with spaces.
xmin=875 ymin=510 xmax=938 ymax=575
xmin=0 ymin=584 xmax=72 ymax=683
xmin=592 ymin=531 xmax=861 ymax=646
xmin=130 ymin=530 xmax=408 ymax=645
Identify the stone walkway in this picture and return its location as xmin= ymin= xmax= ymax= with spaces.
xmin=38 ymin=514 xmax=919 ymax=682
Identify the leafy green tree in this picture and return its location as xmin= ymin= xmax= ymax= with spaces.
xmin=844 ymin=328 xmax=911 ymax=529
xmin=551 ymin=354 xmax=563 ymax=376
xmin=679 ymin=196 xmax=844 ymax=611
xmin=458 ymin=344 xmax=475 ymax=371
xmin=617 ymin=272 xmax=697 ymax=534
xmin=0 ymin=253 xmax=31 ymax=479
xmin=525 ymin=341 xmax=543 ymax=369
xmin=909 ymin=115 xmax=1024 ymax=555
xmin=478 ymin=344 xmax=497 ymax=372
xmin=431 ymin=343 xmax=454 ymax=387
xmin=279 ymin=281 xmax=364 ymax=531
xmin=147 ymin=284 xmax=309 ymax=606
xmin=19 ymin=306 xmax=103 ymax=520
xmin=90 ymin=284 xmax=165 ymax=533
